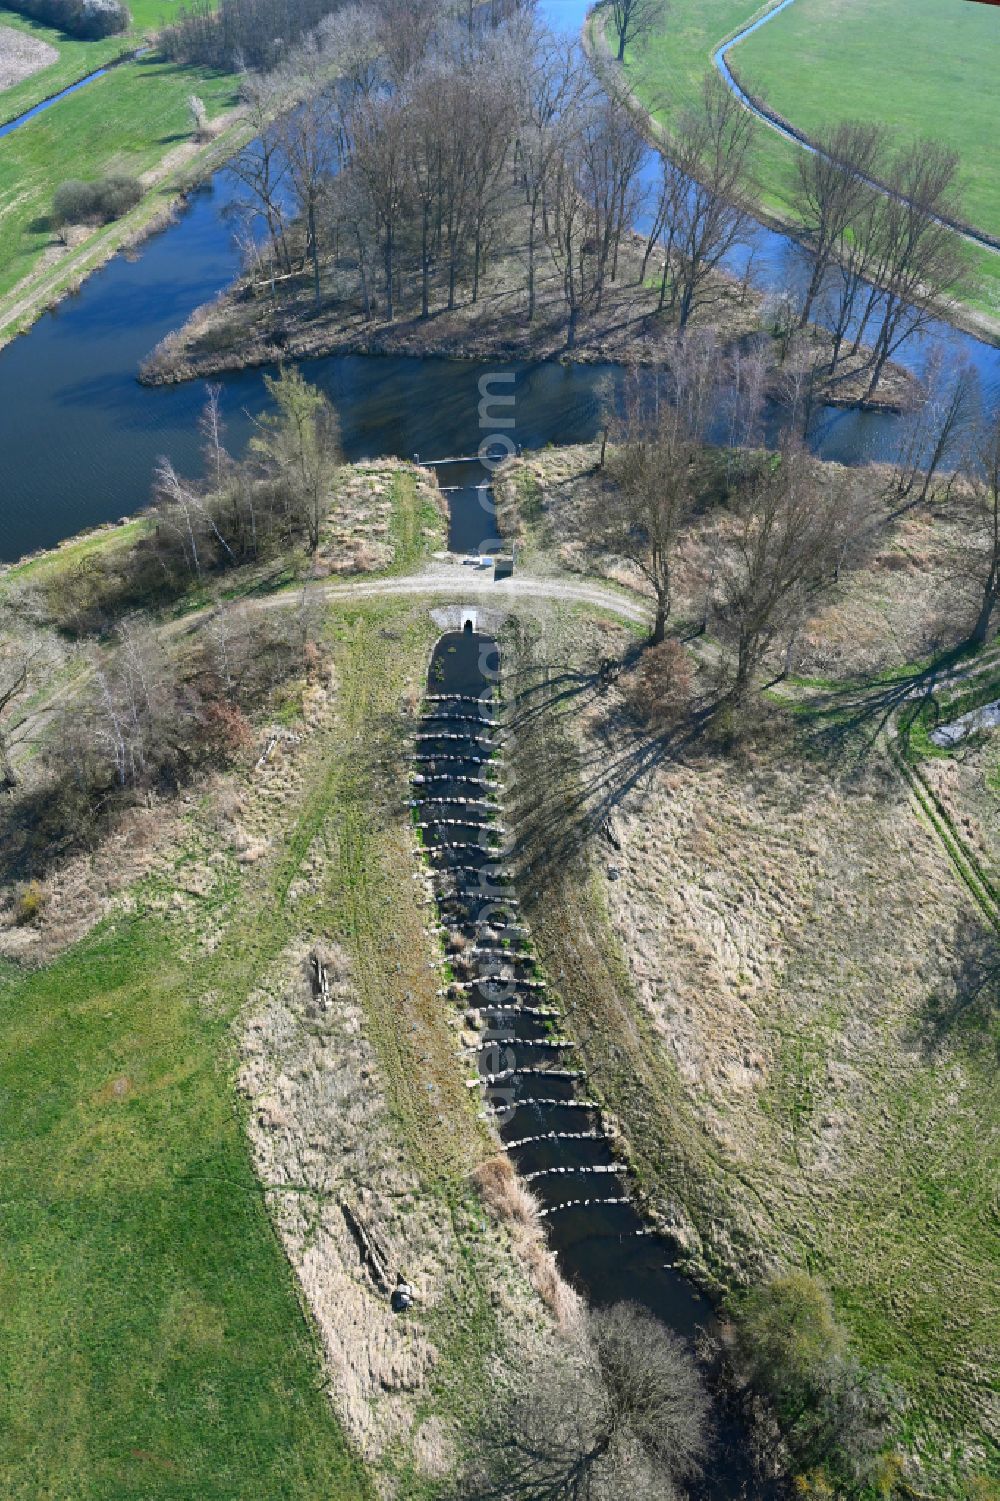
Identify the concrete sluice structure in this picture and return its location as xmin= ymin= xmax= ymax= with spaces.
xmin=411 ymin=627 xmax=775 ymax=1499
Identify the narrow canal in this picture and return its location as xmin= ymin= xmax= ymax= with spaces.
xmin=414 ymin=624 xmax=776 ymax=1498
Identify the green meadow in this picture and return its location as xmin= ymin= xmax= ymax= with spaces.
xmin=732 ymin=0 xmax=1000 ymax=245
xmin=617 ymin=0 xmax=1000 ymax=330
xmin=0 ymin=52 xmax=239 ymax=298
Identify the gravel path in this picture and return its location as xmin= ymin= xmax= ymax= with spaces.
xmin=304 ymin=563 xmax=653 ymax=625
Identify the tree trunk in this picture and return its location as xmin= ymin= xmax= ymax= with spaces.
xmin=421 ymin=210 xmax=430 ymax=320
xmin=527 ymin=215 xmax=536 ymax=322
xmin=355 ymin=227 xmax=371 ymax=322
xmin=308 ymin=203 xmax=320 ymax=305
xmin=968 ymin=576 xmax=998 ymax=647
xmin=797 ymin=255 xmax=825 ymax=330
xmin=0 ymin=734 xmax=15 ymax=790
xmin=473 ymin=228 xmax=482 ymax=304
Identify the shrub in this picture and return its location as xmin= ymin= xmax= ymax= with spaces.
xmin=733 ymin=1273 xmax=901 ymax=1496
xmin=623 ymin=639 xmax=694 ymax=730
xmin=15 ymin=881 xmax=46 ymax=926
xmin=51 ymin=180 xmax=97 ymax=228
xmin=5 ymin=0 xmax=129 ymax=38
xmin=52 ymin=174 xmax=143 ymax=229
xmin=76 ymin=0 xmax=130 ymax=36
xmin=187 ymin=92 xmax=215 ymax=141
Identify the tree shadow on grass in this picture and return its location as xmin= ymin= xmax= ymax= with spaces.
xmin=793 ymin=642 xmax=977 ymax=769
xmin=501 ymin=650 xmax=720 ymax=874
xmin=915 ymin=912 xmax=1000 ymax=1059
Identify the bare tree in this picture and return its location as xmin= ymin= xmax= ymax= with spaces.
xmin=543 ymin=121 xmax=594 ymax=348
xmin=315 ymin=3 xmax=380 ymax=103
xmin=638 ymin=148 xmax=687 ymax=306
xmin=405 ymin=65 xmax=448 ymax=320
xmin=279 ymin=56 xmax=338 ymax=303
xmin=791 ymin=121 xmax=883 ymax=330
xmin=512 ymin=27 xmax=591 ymax=322
xmin=230 ymin=75 xmax=293 ymax=281
xmin=0 ymin=619 xmax=57 ymax=790
xmin=200 ymin=383 xmax=232 ymax=492
xmin=541 ymin=86 xmax=644 ymax=344
xmin=669 ymin=74 xmax=756 ymax=331
xmin=887 ymin=353 xmax=978 ymax=516
xmin=464 ymin=48 xmax=519 ymax=303
xmin=459 ymin=1301 xmax=709 ymax=1500
xmin=348 ymin=91 xmax=409 ymax=320
xmin=154 ymin=457 xmax=206 ymax=578
xmin=374 ymin=0 xmax=442 ymax=86
xmin=822 ymin=177 xmax=883 ymax=376
xmin=723 ymin=337 xmax=769 ymax=452
xmin=717 ymin=441 xmax=856 ymax=699
xmin=860 ymin=142 xmax=965 ymax=398
xmin=588 ymin=341 xmax=719 ymax=642
xmin=610 ymin=0 xmax=662 ymax=62
xmin=578 ymin=93 xmax=646 ymax=308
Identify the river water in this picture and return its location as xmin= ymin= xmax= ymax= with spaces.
xmin=0 ymin=0 xmax=997 ymax=566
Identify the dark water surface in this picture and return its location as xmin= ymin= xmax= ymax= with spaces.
xmin=418 ymin=628 xmax=775 ymax=1498
xmin=1 ymin=0 xmax=998 ymax=566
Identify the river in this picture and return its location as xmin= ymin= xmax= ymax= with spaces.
xmin=0 ymin=0 xmax=997 ymax=567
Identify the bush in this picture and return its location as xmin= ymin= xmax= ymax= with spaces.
xmin=15 ymin=881 xmax=46 ymax=925
xmin=733 ymin=1273 xmax=901 ymax=1496
xmin=76 ymin=0 xmax=130 ymax=36
xmin=5 ymin=0 xmax=129 ymax=38
xmin=624 ymin=639 xmax=694 ymax=730
xmin=52 ymin=174 xmax=143 ymax=229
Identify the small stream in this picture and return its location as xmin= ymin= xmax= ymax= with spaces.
xmin=0 ymin=49 xmax=144 ymax=139
xmin=415 ymin=624 xmax=774 ymax=1498
xmin=0 ymin=65 xmax=109 ymax=139
xmin=712 ymin=0 xmax=802 ymax=147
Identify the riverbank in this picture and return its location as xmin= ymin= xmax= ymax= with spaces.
xmin=586 ymin=0 xmax=1000 ymax=349
xmin=3 ymin=430 xmax=998 ymax=1492
xmin=0 ymin=71 xmax=247 ymax=345
xmin=0 ymin=581 xmax=580 ymax=1496
xmin=138 ymin=207 xmax=916 ymax=413
xmin=491 ymin=456 xmax=1000 ymax=1491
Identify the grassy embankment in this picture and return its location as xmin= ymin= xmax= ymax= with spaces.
xmin=0 ymin=580 xmax=535 ymax=1498
xmin=496 ymin=451 xmax=999 ymax=1494
xmin=0 ymin=1 xmax=188 ymax=125
xmin=4 ymin=462 xmax=447 ymax=621
xmin=603 ymin=0 xmax=1000 ymax=339
xmin=505 ymin=619 xmax=999 ymax=1493
xmin=0 ymin=52 xmax=240 ymax=299
xmin=0 ymin=0 xmax=250 ymax=343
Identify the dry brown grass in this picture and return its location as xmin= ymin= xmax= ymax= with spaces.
xmin=472 ymin=1155 xmax=582 ymax=1331
xmin=502 ymin=605 xmax=1000 ymax=1491
xmin=239 ymin=944 xmax=450 ymax=1465
xmin=498 ymin=443 xmax=982 ymax=681
xmin=473 ymin=1154 xmax=538 ymax=1228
